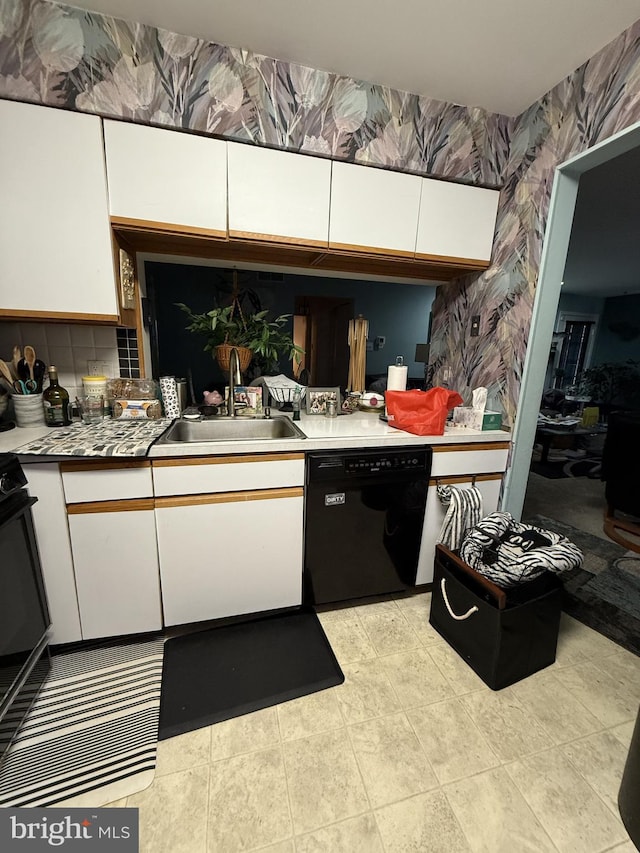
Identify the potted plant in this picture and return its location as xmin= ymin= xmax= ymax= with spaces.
xmin=176 ymin=301 xmax=303 ymax=376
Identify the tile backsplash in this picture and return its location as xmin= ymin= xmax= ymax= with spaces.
xmin=0 ymin=322 xmax=120 ymax=400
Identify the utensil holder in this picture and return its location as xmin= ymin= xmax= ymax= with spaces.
xmin=12 ymin=393 xmax=45 ymax=427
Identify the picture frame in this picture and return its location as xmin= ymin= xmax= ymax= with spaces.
xmin=306 ymin=386 xmax=341 ymax=415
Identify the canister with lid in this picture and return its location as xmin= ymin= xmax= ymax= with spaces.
xmin=82 ymin=375 xmax=108 ymax=398
xmin=82 ymin=375 xmax=108 ymax=416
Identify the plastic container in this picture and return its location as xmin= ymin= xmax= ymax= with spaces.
xmin=107 ymin=378 xmax=158 ymax=400
xmin=82 ymin=375 xmax=108 ymax=399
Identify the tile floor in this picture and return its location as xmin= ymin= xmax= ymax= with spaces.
xmin=106 ymin=593 xmax=639 ymax=852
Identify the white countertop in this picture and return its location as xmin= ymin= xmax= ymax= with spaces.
xmin=0 ymin=424 xmax=50 ymax=454
xmin=0 ymin=412 xmax=510 ymax=460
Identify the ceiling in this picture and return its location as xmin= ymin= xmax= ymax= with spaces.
xmin=67 ymin=0 xmax=640 ymax=116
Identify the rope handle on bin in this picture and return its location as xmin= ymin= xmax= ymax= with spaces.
xmin=440 ymin=578 xmax=479 ymax=621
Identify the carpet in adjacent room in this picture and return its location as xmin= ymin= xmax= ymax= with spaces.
xmin=0 ymin=638 xmax=164 ymax=808
xmin=524 ymin=514 xmax=640 ymax=656
xmin=529 ymin=457 xmax=602 ymax=479
xmin=158 ymin=608 xmax=344 ymax=741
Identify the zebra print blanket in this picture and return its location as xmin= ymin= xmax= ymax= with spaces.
xmin=460 ymin=511 xmax=583 ymax=587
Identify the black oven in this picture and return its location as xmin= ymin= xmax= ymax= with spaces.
xmin=0 ymin=453 xmax=51 ymax=765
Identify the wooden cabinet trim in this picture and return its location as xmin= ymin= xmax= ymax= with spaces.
xmin=415 ymin=251 xmax=490 ymax=267
xmin=152 ymin=453 xmax=304 ymax=467
xmin=67 ymin=498 xmax=154 ymax=514
xmin=61 ymin=459 xmax=151 ymax=473
xmin=0 ymin=309 xmax=120 ymax=325
xmin=229 ymin=230 xmax=327 ymax=249
xmin=110 ymin=216 xmax=227 ymax=241
xmin=429 ymin=472 xmax=503 ymax=486
xmin=155 ymin=487 xmax=304 ymax=508
xmin=329 ymin=241 xmax=415 ymax=259
xmin=112 ymin=223 xmax=487 ymax=283
xmin=433 ymin=442 xmax=510 ymax=453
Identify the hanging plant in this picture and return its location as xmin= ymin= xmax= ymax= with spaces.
xmin=176 ymin=302 xmax=303 ymax=375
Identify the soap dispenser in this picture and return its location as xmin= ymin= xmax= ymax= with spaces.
xmin=292 ymin=387 xmax=302 ymax=421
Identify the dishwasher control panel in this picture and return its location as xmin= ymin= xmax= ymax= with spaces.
xmin=308 ymin=447 xmax=432 ymax=481
xmin=344 ymin=453 xmax=426 ymax=474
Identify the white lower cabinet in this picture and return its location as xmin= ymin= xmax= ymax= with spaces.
xmin=25 ymin=463 xmax=83 ymax=645
xmin=155 ymin=489 xmax=304 ymax=626
xmin=67 ymin=504 xmax=162 ymax=640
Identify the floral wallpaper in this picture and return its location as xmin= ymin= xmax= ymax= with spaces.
xmin=429 ymin=21 xmax=640 ymax=425
xmin=1 ymin=0 xmax=640 ymax=425
xmin=0 ymin=0 xmax=508 ymax=184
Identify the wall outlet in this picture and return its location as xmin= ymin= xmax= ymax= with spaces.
xmin=366 ymin=340 xmax=374 ymax=351
xmin=87 ymin=360 xmax=112 ymax=377
xmin=374 ymin=336 xmax=386 ymax=349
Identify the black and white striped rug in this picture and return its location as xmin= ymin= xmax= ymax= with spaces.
xmin=0 ymin=638 xmax=164 ymax=808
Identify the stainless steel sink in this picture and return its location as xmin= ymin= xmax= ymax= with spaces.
xmin=157 ymin=416 xmax=306 ymax=444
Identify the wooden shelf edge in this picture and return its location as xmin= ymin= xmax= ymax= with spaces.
xmin=111 ymin=222 xmax=488 ymax=283
xmin=0 ymin=309 xmax=120 ymax=325
xmin=110 ymin=216 xmax=227 ymax=242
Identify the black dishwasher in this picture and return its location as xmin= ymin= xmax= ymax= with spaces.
xmin=304 ymin=447 xmax=432 ymax=605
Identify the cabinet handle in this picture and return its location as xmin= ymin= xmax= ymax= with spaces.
xmin=440 ymin=578 xmax=478 ymax=621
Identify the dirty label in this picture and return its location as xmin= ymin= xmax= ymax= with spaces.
xmin=324 ymin=493 xmax=345 ymax=506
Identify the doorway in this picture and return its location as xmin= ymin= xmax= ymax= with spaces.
xmin=549 ymin=313 xmax=599 ymax=391
xmin=503 ymin=119 xmax=640 ymax=519
xmin=294 ymin=295 xmax=353 ymax=387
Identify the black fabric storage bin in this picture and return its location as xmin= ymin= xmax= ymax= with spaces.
xmin=429 ymin=544 xmax=563 ymax=690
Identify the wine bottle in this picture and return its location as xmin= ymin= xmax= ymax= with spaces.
xmin=43 ymin=365 xmax=70 ymax=427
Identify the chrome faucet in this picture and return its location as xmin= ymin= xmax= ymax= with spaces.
xmin=228 ymin=346 xmax=242 ymax=418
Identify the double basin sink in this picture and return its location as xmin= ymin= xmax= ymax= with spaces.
xmin=156 ymin=416 xmax=306 ymax=447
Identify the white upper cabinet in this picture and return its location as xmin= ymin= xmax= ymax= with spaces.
xmin=415 ymin=179 xmax=499 ymax=262
xmin=227 ymin=142 xmax=331 ymax=246
xmin=0 ymin=99 xmax=118 ymax=319
xmin=103 ymin=120 xmax=227 ymax=234
xmin=329 ymin=161 xmax=422 ymax=256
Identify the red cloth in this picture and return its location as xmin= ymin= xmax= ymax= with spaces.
xmin=386 ymin=387 xmax=463 ymax=436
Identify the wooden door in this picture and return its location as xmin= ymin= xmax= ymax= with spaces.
xmin=295 ymin=296 xmax=353 ymax=387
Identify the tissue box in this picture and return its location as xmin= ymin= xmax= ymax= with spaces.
xmin=453 ymin=407 xmax=502 ymax=431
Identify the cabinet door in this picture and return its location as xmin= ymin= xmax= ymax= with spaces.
xmin=152 ymin=454 xmax=305 ymax=496
xmin=227 ymin=143 xmax=331 ymax=246
xmin=25 ymin=464 xmax=82 ymax=645
xmin=415 ymin=179 xmax=499 ymax=263
xmin=329 ymin=161 xmax=422 ymax=256
xmin=156 ymin=489 xmax=303 ymax=626
xmin=104 ymin=120 xmax=227 ymax=235
xmin=431 ymin=443 xmax=510 ymax=478
xmin=416 ymin=476 xmax=502 ymax=584
xmin=0 ymin=100 xmax=118 ymax=320
xmin=62 ymin=461 xmax=153 ymax=503
xmin=68 ymin=504 xmax=162 ymax=640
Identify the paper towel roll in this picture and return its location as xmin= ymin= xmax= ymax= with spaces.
xmin=387 ymin=364 xmax=408 ymax=391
